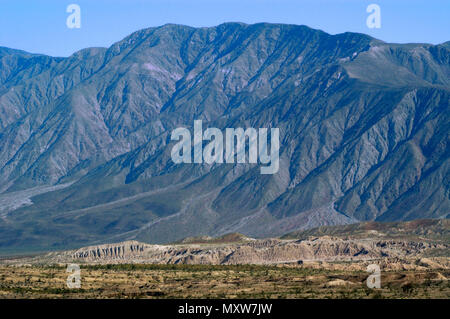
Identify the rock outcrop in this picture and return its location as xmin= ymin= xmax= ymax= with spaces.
xmin=50 ymin=237 xmax=447 ymax=265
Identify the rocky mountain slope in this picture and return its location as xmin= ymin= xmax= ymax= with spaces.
xmin=0 ymin=23 xmax=448 ymax=253
xmin=283 ymin=219 xmax=450 ymax=241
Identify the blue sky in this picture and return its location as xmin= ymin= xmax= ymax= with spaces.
xmin=0 ymin=0 xmax=448 ymax=57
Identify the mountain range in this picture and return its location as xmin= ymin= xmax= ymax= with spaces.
xmin=0 ymin=23 xmax=448 ymax=253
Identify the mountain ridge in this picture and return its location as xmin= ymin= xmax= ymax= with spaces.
xmin=0 ymin=23 xmax=448 ymax=253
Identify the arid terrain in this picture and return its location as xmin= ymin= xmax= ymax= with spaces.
xmin=0 ymin=263 xmax=448 ymax=299
xmin=0 ymin=220 xmax=448 ymax=298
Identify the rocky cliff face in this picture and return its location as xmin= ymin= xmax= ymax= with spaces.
xmin=64 ymin=238 xmax=445 ymax=265
xmin=0 ymin=23 xmax=448 ymax=252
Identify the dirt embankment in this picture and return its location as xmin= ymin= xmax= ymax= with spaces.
xmin=4 ymin=236 xmax=447 ymax=271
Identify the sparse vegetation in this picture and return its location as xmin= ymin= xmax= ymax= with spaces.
xmin=0 ymin=264 xmax=448 ymax=299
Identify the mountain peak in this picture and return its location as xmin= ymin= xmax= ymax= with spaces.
xmin=0 ymin=23 xmax=448 ymax=252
